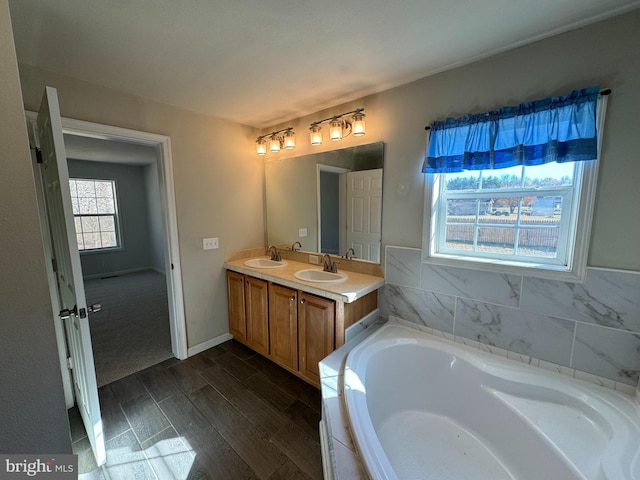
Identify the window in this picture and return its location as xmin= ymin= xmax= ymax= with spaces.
xmin=422 ymin=87 xmax=606 ymax=281
xmin=69 ymin=179 xmax=120 ymax=251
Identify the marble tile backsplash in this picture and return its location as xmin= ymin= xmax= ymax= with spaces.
xmin=382 ymin=246 xmax=640 ymax=387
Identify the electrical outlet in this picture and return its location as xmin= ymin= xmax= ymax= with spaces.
xmin=203 ymin=237 xmax=219 ymax=250
xmin=299 ymin=227 xmax=308 ymax=237
xmin=308 ymin=254 xmax=319 ymax=264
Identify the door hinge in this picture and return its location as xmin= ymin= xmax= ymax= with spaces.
xmin=67 ymin=356 xmax=73 ymax=371
xmin=51 ymin=258 xmax=58 ymax=273
xmin=171 ymin=263 xmax=174 ymax=270
xmin=35 ymin=147 xmax=43 ymax=164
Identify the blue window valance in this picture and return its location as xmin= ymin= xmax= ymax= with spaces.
xmin=423 ymin=86 xmax=600 ymax=173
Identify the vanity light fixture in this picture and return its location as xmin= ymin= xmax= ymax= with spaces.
xmin=309 ymin=108 xmax=365 ymax=146
xmin=256 ymin=127 xmax=295 ymax=155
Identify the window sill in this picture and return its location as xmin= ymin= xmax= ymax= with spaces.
xmin=422 ymin=251 xmax=586 ymax=283
xmin=79 ymin=246 xmax=123 ymax=256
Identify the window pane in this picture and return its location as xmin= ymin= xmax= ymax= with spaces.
xmin=480 ymin=165 xmax=522 ymax=190
xmin=489 ymin=197 xmax=515 ymax=216
xmin=74 ymin=217 xmax=82 ymax=233
xmin=444 ymin=171 xmax=480 ymax=191
xmin=76 ymin=234 xmax=85 ymax=250
xmin=99 ymin=216 xmax=115 ymax=232
xmin=82 ymin=232 xmax=101 ymax=250
xmin=76 ymin=180 xmax=96 ymax=197
xmin=530 ymin=196 xmax=561 ymax=217
xmin=446 ymin=198 xmax=491 ymax=217
xmin=477 ymin=226 xmax=515 ymax=255
xmin=81 ymin=216 xmax=100 ymax=233
xmin=69 ymin=180 xmax=77 ymax=197
xmin=79 ymin=197 xmax=97 ymax=214
xmin=445 ymin=224 xmax=474 ymax=251
xmin=524 ymin=162 xmax=574 ymax=187
xmin=96 ymin=197 xmax=115 ymax=214
xmin=100 ymin=232 xmax=117 ymax=248
xmin=94 ymin=181 xmax=113 ymax=197
xmin=517 ymin=227 xmax=559 ymax=258
xmin=71 ymin=197 xmax=80 ymax=215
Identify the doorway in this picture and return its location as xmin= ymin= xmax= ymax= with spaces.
xmin=65 ymin=144 xmax=174 ymax=386
xmin=29 ymin=112 xmax=187 ymax=402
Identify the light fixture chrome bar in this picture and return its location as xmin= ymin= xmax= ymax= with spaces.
xmin=256 ymin=127 xmax=295 ymax=155
xmin=309 ymin=108 xmax=365 ymax=146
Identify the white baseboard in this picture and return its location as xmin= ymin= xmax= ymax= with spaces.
xmin=83 ymin=266 xmax=153 ymax=280
xmin=150 ymin=266 xmax=167 ymax=275
xmin=188 ymin=332 xmax=233 ymax=357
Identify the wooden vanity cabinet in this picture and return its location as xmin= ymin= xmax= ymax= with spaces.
xmin=227 ymin=269 xmax=378 ymax=387
xmin=226 ymin=270 xmax=247 ymax=341
xmin=245 ymin=275 xmax=269 ymax=356
xmin=268 ymin=283 xmax=298 ymax=371
xmin=226 ymin=271 xmax=269 ymax=356
xmin=298 ymin=292 xmax=335 ymax=385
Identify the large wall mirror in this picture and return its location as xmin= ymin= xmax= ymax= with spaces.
xmin=265 ymin=142 xmax=384 ymax=263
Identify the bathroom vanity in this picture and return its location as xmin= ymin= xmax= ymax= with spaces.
xmin=225 ymin=256 xmax=383 ymax=387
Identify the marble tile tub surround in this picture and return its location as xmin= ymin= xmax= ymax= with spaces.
xmin=382 ymin=246 xmax=640 ymax=389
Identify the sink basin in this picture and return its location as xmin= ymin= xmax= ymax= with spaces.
xmin=244 ymin=258 xmax=287 ymax=268
xmin=294 ymin=269 xmax=347 ymax=283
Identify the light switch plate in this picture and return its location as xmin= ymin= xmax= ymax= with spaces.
xmin=299 ymin=228 xmax=308 ymax=237
xmin=203 ymin=237 xmax=219 ymax=250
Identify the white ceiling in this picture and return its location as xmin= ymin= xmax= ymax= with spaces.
xmin=9 ymin=0 xmax=640 ymax=129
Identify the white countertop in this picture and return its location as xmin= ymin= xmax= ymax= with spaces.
xmin=224 ymin=256 xmax=384 ymax=303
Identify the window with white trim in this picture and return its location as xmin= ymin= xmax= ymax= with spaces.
xmin=430 ymin=161 xmax=588 ymax=266
xmin=423 ymin=87 xmax=606 ymax=281
xmin=69 ymin=178 xmax=121 ymax=251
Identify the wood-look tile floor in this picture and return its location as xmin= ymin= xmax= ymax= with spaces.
xmin=69 ymin=340 xmax=324 ymax=480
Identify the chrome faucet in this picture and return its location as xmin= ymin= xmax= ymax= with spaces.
xmin=268 ymin=245 xmax=281 ymax=261
xmin=322 ymin=254 xmax=339 ymax=273
xmin=344 ymin=247 xmax=357 ymax=260
xmin=291 ymin=241 xmax=302 ymax=251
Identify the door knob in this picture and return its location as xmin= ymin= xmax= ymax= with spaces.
xmin=88 ymin=304 xmax=101 ymax=313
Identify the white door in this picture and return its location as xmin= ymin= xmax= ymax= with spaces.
xmin=38 ymin=86 xmax=106 ymax=466
xmin=346 ymin=169 xmax=383 ymax=262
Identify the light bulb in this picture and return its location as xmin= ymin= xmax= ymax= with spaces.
xmin=352 ymin=112 xmax=366 ymax=136
xmin=270 ymin=135 xmax=281 ymax=152
xmin=284 ymin=130 xmax=295 ymax=149
xmin=329 ymin=118 xmax=343 ymax=141
xmin=310 ymin=125 xmax=323 ymax=145
xmin=256 ymin=138 xmax=267 ymax=155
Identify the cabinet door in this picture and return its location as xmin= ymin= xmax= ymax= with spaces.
xmin=245 ymin=276 xmax=269 ymax=356
xmin=226 ymin=270 xmax=246 ymax=341
xmin=298 ymin=292 xmax=335 ymax=385
xmin=269 ymin=283 xmax=298 ymax=371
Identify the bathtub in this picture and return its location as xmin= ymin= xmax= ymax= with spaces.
xmin=343 ymin=324 xmax=640 ymax=480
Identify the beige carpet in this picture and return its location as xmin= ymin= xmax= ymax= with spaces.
xmin=84 ymin=270 xmax=173 ymax=387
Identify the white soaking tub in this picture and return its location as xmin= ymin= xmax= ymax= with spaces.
xmin=343 ymin=324 xmax=640 ymax=480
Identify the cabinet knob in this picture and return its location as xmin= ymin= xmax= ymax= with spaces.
xmin=290 ymin=296 xmax=295 ymax=302
xmin=300 ymin=299 xmax=305 ymax=304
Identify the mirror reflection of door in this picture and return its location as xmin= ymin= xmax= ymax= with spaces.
xmin=318 ymin=165 xmax=349 ymax=255
xmin=346 ymin=168 xmax=383 ymax=262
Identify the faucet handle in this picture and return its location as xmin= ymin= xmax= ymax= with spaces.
xmin=331 ymin=260 xmax=340 ymax=273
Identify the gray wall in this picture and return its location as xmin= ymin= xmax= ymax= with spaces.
xmin=0 ymin=0 xmax=71 ymax=453
xmin=67 ymin=159 xmax=152 ymax=278
xmin=263 ymin=10 xmax=640 ymax=273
